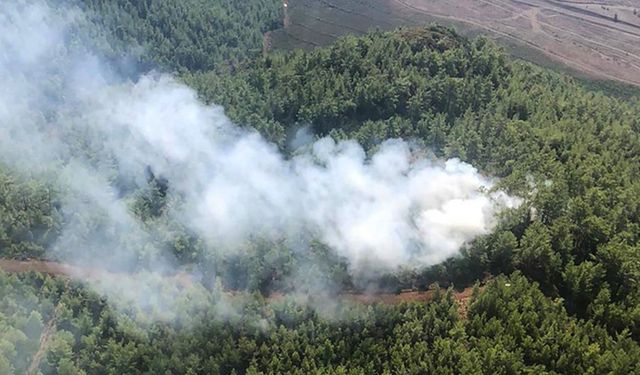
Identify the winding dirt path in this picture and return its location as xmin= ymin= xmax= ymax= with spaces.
xmin=0 ymin=259 xmax=478 ymax=313
xmin=25 ymin=283 xmax=66 ymax=375
xmin=263 ymin=31 xmax=272 ymax=56
xmin=0 ymin=259 xmax=194 ymax=288
xmin=26 ymin=317 xmax=55 ymax=375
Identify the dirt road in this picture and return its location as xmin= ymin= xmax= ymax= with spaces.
xmin=25 ymin=287 xmax=66 ymax=375
xmin=2 ymin=258 xmax=476 ymax=372
xmin=0 ymin=259 xmax=477 ymax=313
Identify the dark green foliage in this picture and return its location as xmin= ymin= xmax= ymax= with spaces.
xmin=6 ymin=22 xmax=640 ymax=338
xmin=0 ymin=168 xmax=60 ymax=259
xmin=79 ymin=0 xmax=283 ymax=72
xmin=184 ymin=27 xmax=510 ymax=145
xmin=466 ymin=273 xmax=640 ymax=374
xmin=183 ymin=27 xmax=640 ymax=338
xmin=2 ymin=272 xmax=638 ymax=374
xmin=3 ymin=2 xmax=640 ymax=370
xmin=5 ymin=22 xmax=640 ymax=341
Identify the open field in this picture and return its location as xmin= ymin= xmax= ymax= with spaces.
xmin=270 ymin=0 xmax=640 ymax=87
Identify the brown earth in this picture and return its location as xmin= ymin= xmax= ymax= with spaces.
xmin=343 ymin=287 xmax=477 ymax=317
xmin=0 ymin=259 xmax=477 ymax=315
xmin=3 ymin=258 xmax=477 ymax=372
xmin=267 ymin=0 xmax=640 ymax=87
xmin=0 ymin=259 xmax=194 ymax=288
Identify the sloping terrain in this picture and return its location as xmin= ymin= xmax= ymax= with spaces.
xmin=4 ymin=2 xmax=640 ymax=372
xmin=0 ymin=259 xmax=475 ymax=317
xmin=0 ymin=259 xmax=463 ymax=298
xmin=270 ymin=0 xmax=640 ymax=86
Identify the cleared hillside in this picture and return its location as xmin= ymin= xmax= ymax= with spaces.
xmin=270 ymin=0 xmax=640 ymax=87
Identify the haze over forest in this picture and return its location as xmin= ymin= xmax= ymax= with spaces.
xmin=1 ymin=0 xmax=640 ymax=374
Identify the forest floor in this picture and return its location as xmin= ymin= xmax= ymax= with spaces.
xmin=268 ymin=0 xmax=640 ymax=86
xmin=0 ymin=259 xmax=477 ymax=315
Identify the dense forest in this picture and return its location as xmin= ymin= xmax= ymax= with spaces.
xmin=79 ymin=0 xmax=283 ymax=72
xmin=2 ymin=0 xmax=640 ymax=373
xmin=2 ymin=271 xmax=639 ymax=374
xmin=186 ymin=28 xmax=640 ymax=342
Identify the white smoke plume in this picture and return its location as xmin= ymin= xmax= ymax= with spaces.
xmin=0 ymin=0 xmax=520 ymax=306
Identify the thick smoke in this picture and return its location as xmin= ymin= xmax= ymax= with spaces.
xmin=0 ymin=1 xmax=519 ymax=309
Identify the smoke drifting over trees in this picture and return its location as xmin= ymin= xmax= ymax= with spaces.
xmin=0 ymin=1 xmax=518 ymax=310
xmin=4 ymin=1 xmax=640 ymax=374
